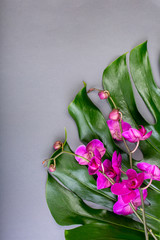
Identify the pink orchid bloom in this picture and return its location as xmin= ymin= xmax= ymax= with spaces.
xmin=75 ymin=139 xmax=106 ymax=165
xmin=97 ymin=151 xmax=122 ymax=190
xmin=88 ymin=150 xmax=102 ymax=175
xmin=137 ymin=162 xmax=160 ymax=181
xmin=107 ymin=120 xmax=131 ymax=141
xmin=111 ymin=169 xmax=144 ymax=203
xmin=98 ymin=90 xmax=109 ymax=99
xmin=112 ymin=151 xmax=122 ymax=183
xmin=109 ymin=109 xmax=120 ymax=121
xmin=122 ymin=126 xmax=152 ymax=143
xmin=113 ymin=189 xmax=147 ymax=215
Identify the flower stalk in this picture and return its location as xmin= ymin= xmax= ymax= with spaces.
xmin=129 ymin=202 xmax=158 ymax=240
xmin=139 ymin=187 xmax=149 ymax=240
xmin=119 ymin=119 xmax=133 ymax=169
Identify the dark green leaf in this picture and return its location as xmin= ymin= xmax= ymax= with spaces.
xmin=46 ymin=173 xmax=145 ymax=232
xmin=49 ymin=143 xmax=116 ymax=211
xmin=65 ymin=223 xmax=149 ymax=240
xmin=46 ymin=41 xmax=160 ymax=239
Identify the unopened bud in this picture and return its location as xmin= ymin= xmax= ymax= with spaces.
xmin=53 ymin=141 xmax=62 ymax=150
xmin=109 ymin=109 xmax=120 ymax=121
xmin=98 ymin=91 xmax=109 ymax=100
xmin=49 ymin=164 xmax=56 ymax=172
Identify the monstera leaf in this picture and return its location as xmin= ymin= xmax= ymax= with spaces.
xmin=46 ymin=42 xmax=160 ymax=239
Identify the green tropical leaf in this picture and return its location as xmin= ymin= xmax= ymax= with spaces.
xmin=46 ymin=173 xmax=144 ymax=229
xmin=48 ymin=143 xmax=116 ymax=211
xmin=65 ymin=223 xmax=146 ymax=240
xmin=46 ymin=41 xmax=160 ymax=239
xmin=103 ymin=41 xmax=160 ymax=232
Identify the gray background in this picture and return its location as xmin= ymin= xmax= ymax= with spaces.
xmin=1 ymin=0 xmax=160 ymax=239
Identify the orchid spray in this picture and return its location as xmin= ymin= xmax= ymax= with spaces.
xmin=43 ymin=87 xmax=158 ymax=240
xmin=43 ymin=42 xmax=160 ymax=240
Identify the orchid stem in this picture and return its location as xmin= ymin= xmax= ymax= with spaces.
xmin=139 ymin=188 xmax=149 ymax=240
xmin=131 ymin=141 xmax=139 ymax=154
xmin=141 ymin=178 xmax=153 ymax=190
xmin=120 ymin=169 xmax=126 ymax=174
xmin=119 ymin=120 xmax=133 ymax=169
xmin=99 ymin=170 xmax=115 ymax=185
xmin=129 ymin=203 xmax=158 ymax=240
xmin=49 ymin=150 xmax=115 ymax=185
xmin=129 ymin=202 xmax=143 ymax=223
xmin=61 ymin=151 xmax=90 ymax=162
xmin=44 ymin=151 xmax=90 ymax=165
xmin=109 ymin=96 xmax=117 ymax=109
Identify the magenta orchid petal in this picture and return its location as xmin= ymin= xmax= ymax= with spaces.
xmin=121 ymin=190 xmax=137 ymax=204
xmin=111 ymin=181 xmax=131 ymax=195
xmin=151 ymin=165 xmax=160 ymax=180
xmin=111 ymin=151 xmax=118 ymax=167
xmin=97 ymin=172 xmax=112 ymax=189
xmin=136 ymin=172 xmax=145 ymax=187
xmin=93 ymin=148 xmax=101 ymax=159
xmin=107 ymin=120 xmax=131 ymax=141
xmin=141 ymin=130 xmax=152 ymax=140
xmin=133 ymin=189 xmax=148 ymax=207
xmin=126 ymin=169 xmax=137 ymax=179
xmin=118 ymin=153 xmax=122 ymax=167
xmin=113 ymin=189 xmax=148 ymax=216
xmin=137 ymin=162 xmax=151 ymax=171
xmin=139 ymin=125 xmax=146 ymax=135
xmin=122 ymin=126 xmax=152 ymax=143
xmin=103 ymin=159 xmax=112 ymax=169
xmin=75 ymin=145 xmax=89 ymax=165
xmin=115 ymin=174 xmax=121 ymax=183
xmin=113 ymin=201 xmax=133 ymax=215
xmin=107 ymin=120 xmax=122 ymax=141
xmin=121 ymin=121 xmax=132 ymax=132
xmin=112 ymin=151 xmax=122 ymax=183
xmin=126 ymin=170 xmax=144 ymax=189
xmin=137 ymin=162 xmax=160 ymax=181
xmin=122 ymin=128 xmax=142 ymax=143
xmin=88 ymin=156 xmax=101 ymax=175
xmin=143 ymin=173 xmax=153 ymax=180
xmin=109 ymin=109 xmax=120 ymax=121
xmin=86 ymin=139 xmax=106 ymax=158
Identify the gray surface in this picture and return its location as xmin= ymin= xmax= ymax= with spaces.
xmin=0 ymin=0 xmax=160 ymax=239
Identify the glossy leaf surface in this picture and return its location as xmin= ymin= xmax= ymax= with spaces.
xmin=65 ymin=223 xmax=147 ymax=240
xmin=46 ymin=42 xmax=160 ymax=239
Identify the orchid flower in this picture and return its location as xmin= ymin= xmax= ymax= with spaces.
xmin=137 ymin=162 xmax=160 ymax=181
xmin=97 ymin=151 xmax=122 ymax=190
xmin=75 ymin=139 xmax=106 ymax=165
xmin=113 ymin=189 xmax=147 ymax=215
xmin=122 ymin=126 xmax=152 ymax=143
xmin=111 ymin=169 xmax=144 ymax=203
xmin=109 ymin=109 xmax=120 ymax=121
xmin=88 ymin=149 xmax=102 ymax=175
xmin=107 ymin=120 xmax=131 ymax=141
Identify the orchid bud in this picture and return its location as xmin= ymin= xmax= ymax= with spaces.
xmin=109 ymin=109 xmax=120 ymax=121
xmin=98 ymin=91 xmax=109 ymax=100
xmin=53 ymin=141 xmax=62 ymax=150
xmin=49 ymin=164 xmax=56 ymax=172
